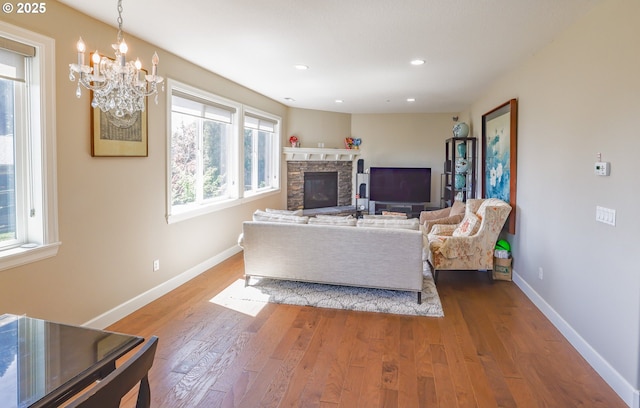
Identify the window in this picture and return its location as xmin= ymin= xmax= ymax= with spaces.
xmin=170 ymin=90 xmax=237 ymax=209
xmin=167 ymin=80 xmax=280 ymax=223
xmin=0 ymin=23 xmax=59 ymax=271
xmin=244 ymin=112 xmax=279 ymax=195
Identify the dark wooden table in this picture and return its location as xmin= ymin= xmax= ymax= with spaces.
xmin=0 ymin=313 xmax=143 ymax=408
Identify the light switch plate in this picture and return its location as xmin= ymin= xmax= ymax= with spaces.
xmin=594 ymin=162 xmax=610 ymax=176
xmin=596 ymin=206 xmax=616 ymax=226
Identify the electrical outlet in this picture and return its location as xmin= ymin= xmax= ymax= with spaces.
xmin=538 ymin=267 xmax=543 ymax=280
xmin=153 ymin=259 xmax=160 ymax=272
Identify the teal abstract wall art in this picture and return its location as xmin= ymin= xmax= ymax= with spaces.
xmin=482 ymin=99 xmax=518 ymax=234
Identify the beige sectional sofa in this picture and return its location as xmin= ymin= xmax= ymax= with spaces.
xmin=238 ymin=211 xmax=425 ymax=303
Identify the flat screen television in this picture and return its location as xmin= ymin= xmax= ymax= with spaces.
xmin=369 ymin=167 xmax=431 ymax=203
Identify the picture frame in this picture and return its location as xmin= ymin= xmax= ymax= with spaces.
xmin=91 ymin=107 xmax=148 ymax=157
xmin=90 ymin=59 xmax=148 ymax=157
xmin=482 ymin=98 xmax=518 ymax=234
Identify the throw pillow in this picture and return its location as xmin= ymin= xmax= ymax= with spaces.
xmin=253 ymin=210 xmax=309 ymax=224
xmin=382 ymin=211 xmax=408 ymax=217
xmin=452 ymin=212 xmax=481 ymax=237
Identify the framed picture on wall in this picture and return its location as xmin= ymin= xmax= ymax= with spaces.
xmin=89 ymin=58 xmax=148 ymax=157
xmin=91 ymin=105 xmax=148 ymax=157
xmin=482 ymin=98 xmax=518 ymax=234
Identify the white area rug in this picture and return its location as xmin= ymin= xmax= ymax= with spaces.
xmin=219 ymin=263 xmax=443 ymax=317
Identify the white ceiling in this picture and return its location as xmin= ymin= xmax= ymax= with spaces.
xmin=58 ymin=0 xmax=599 ymax=114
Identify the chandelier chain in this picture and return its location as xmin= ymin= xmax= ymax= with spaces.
xmin=68 ymin=0 xmax=164 ymax=118
xmin=116 ymin=0 xmax=124 ymax=44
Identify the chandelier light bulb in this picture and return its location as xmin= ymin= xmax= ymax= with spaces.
xmin=119 ymin=40 xmax=128 ymax=54
xmin=91 ymin=51 xmax=101 ymax=76
xmin=76 ymin=37 xmax=86 ymax=53
xmin=152 ymin=52 xmax=159 ymax=77
xmin=134 ymin=58 xmax=142 ymax=70
xmin=76 ymin=37 xmax=85 ymax=66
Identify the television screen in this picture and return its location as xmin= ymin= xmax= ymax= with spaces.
xmin=369 ymin=167 xmax=431 ymax=203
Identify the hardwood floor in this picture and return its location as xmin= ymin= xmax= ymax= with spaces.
xmin=107 ymin=253 xmax=626 ymax=407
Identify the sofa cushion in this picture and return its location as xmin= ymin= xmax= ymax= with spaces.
xmin=356 ymin=218 xmax=420 ymax=230
xmin=363 ymin=214 xmax=408 ymax=220
xmin=316 ymin=214 xmax=353 ymax=219
xmin=309 ymin=215 xmax=357 ymax=226
xmin=265 ymin=208 xmax=303 ymax=216
xmin=452 ymin=212 xmax=481 ymax=237
xmin=253 ymin=210 xmax=309 ymax=224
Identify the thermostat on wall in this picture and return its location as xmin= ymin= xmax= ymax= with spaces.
xmin=594 ymin=161 xmax=610 ymax=176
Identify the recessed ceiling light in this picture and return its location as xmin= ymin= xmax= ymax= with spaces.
xmin=294 ymin=64 xmax=309 ymax=70
xmin=410 ymin=59 xmax=425 ymax=66
xmin=284 ymin=97 xmax=296 ymax=102
xmin=335 ymin=99 xmax=344 ymax=103
xmin=407 ymin=98 xmax=416 ymax=102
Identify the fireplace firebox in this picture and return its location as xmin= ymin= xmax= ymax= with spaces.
xmin=303 ymin=172 xmax=338 ymax=209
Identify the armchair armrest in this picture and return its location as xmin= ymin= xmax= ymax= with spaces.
xmin=423 ymin=213 xmax=464 ymax=234
xmin=427 ymin=224 xmax=457 ymax=237
xmin=419 ymin=207 xmax=451 ymax=224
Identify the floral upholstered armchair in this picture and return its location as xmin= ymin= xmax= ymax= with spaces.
xmin=419 ymin=199 xmax=466 ymax=234
xmin=426 ymin=198 xmax=512 ymax=283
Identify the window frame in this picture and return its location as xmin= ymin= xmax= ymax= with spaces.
xmin=0 ymin=22 xmax=59 ymax=272
xmin=243 ymin=108 xmax=281 ymax=197
xmin=166 ymin=79 xmax=281 ymax=224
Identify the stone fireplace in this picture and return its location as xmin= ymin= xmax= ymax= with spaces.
xmin=304 ymin=172 xmax=338 ymax=209
xmin=284 ymin=147 xmax=359 ymax=211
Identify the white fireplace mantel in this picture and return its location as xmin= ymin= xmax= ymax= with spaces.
xmin=283 ymin=147 xmax=361 ymax=162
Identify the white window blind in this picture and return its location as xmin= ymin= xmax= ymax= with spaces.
xmin=0 ymin=36 xmax=35 ymax=82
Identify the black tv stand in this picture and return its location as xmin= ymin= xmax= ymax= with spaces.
xmin=372 ymin=201 xmax=435 ymax=219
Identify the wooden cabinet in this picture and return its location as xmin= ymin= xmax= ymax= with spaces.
xmin=442 ymin=137 xmax=476 ymax=207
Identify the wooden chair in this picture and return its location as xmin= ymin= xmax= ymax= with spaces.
xmin=67 ymin=336 xmax=159 ymax=408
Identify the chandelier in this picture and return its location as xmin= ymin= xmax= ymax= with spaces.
xmin=69 ymin=0 xmax=164 ymax=120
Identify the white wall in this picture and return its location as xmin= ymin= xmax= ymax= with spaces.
xmin=287 ymin=107 xmax=352 ymax=149
xmin=468 ymin=0 xmax=639 ymax=404
xmin=351 ymin=113 xmax=455 ymax=209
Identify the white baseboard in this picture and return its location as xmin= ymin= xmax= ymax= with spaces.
xmin=83 ymin=245 xmax=242 ymax=329
xmin=512 ymin=270 xmax=639 ymax=408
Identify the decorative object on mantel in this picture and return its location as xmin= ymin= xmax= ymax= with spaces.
xmin=69 ymin=0 xmax=164 ymax=120
xmin=344 ymin=137 xmax=361 ymax=149
xmin=289 ymin=135 xmax=299 ymax=147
